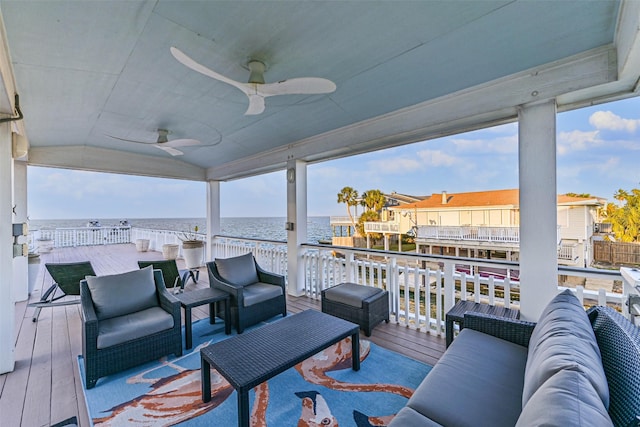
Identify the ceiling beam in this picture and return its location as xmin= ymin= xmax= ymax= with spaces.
xmin=28 ymin=146 xmax=206 ymax=181
xmin=208 ymin=46 xmax=617 ymax=181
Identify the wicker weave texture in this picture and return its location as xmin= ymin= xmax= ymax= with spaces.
xmin=321 ymin=284 xmax=389 ymax=336
xmin=206 ymin=259 xmax=287 ymax=333
xmin=588 ymin=306 xmax=640 ymax=427
xmin=463 ymin=312 xmax=536 ymax=348
xmin=80 ymin=269 xmax=182 ymax=389
xmin=201 ymin=310 xmax=359 ymax=390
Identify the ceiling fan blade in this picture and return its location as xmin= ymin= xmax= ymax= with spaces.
xmin=245 ymin=94 xmax=265 ymax=115
xmin=106 ymin=134 xmax=154 ymax=144
xmin=258 ymin=77 xmax=336 ymax=97
xmin=166 ymin=138 xmax=201 ymax=148
xmin=170 ymin=47 xmax=251 ymax=95
xmin=154 ymin=145 xmax=184 ymax=156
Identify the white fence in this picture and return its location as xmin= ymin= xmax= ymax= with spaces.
xmin=31 ymin=226 xmax=131 ymax=248
xmin=298 ymin=243 xmax=624 ymax=336
xmin=417 ymin=225 xmax=521 ymax=243
xmin=211 ymin=235 xmax=288 ymax=276
xmin=28 ymin=226 xmax=625 ymax=336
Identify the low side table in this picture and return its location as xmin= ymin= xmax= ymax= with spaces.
xmin=445 ymin=300 xmax=520 ymax=347
xmin=175 ymin=287 xmax=230 ymax=349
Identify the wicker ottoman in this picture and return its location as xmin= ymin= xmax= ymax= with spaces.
xmin=321 ymin=282 xmax=389 ymax=336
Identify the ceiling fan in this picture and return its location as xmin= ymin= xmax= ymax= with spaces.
xmin=170 ymin=47 xmax=337 ymax=115
xmin=107 ymin=129 xmax=201 ymax=156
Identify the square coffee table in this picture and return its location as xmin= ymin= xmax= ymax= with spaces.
xmin=175 ymin=287 xmax=230 ymax=349
xmin=200 ymin=310 xmax=360 ymax=427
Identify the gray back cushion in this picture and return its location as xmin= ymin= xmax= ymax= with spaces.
xmin=86 ymin=265 xmax=158 ymax=320
xmin=523 ymin=289 xmax=609 ymax=409
xmin=517 ymin=369 xmax=613 ymax=426
xmin=215 ymin=253 xmax=259 ymax=287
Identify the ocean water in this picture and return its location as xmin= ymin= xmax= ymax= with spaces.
xmin=29 ymin=217 xmax=332 ymax=244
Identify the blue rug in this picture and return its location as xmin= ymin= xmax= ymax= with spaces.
xmin=78 ymin=317 xmax=431 ymax=426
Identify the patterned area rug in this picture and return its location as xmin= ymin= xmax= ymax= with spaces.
xmin=78 ymin=317 xmax=431 ymax=426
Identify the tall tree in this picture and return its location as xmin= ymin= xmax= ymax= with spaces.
xmin=337 ymin=186 xmax=359 ymax=233
xmin=605 ymin=188 xmax=640 ymax=242
xmin=357 ymin=210 xmax=381 ymax=240
xmin=360 ymin=189 xmax=386 ymax=212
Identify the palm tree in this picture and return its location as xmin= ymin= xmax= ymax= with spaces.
xmin=337 ymin=186 xmax=359 ymax=234
xmin=361 ymin=189 xmax=386 ymax=212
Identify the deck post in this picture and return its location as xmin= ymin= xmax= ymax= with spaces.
xmin=206 ymin=180 xmax=220 ymax=261
xmin=518 ymin=100 xmax=558 ymax=321
xmin=286 ymin=160 xmax=307 ymax=296
xmin=0 ymin=123 xmax=15 ymax=374
xmin=12 ymin=160 xmax=28 ymax=302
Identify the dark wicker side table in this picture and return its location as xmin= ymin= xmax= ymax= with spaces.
xmin=175 ymin=287 xmax=230 ymax=349
xmin=445 ymin=300 xmax=520 ymax=347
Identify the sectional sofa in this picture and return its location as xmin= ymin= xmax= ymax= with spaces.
xmin=389 ymin=289 xmax=640 ymax=427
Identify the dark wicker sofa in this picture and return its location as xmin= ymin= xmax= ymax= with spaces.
xmin=80 ymin=267 xmax=182 ymax=389
xmin=389 ymin=290 xmax=640 ymax=427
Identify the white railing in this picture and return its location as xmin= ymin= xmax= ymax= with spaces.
xmin=28 ymin=227 xmax=626 ymax=332
xmin=363 ymin=222 xmax=400 ymax=233
xmin=558 ymin=242 xmax=579 ymax=262
xmin=297 ymin=244 xmax=624 ymax=335
xmin=130 ymin=227 xmax=206 ymax=258
xmin=212 ymin=235 xmax=288 ymax=276
xmin=31 ymin=226 xmax=131 ymax=248
xmin=417 ymin=225 xmax=520 ymax=243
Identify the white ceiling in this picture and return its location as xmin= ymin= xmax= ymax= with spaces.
xmin=0 ymin=0 xmax=638 ymax=181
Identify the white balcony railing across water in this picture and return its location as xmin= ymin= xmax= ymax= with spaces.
xmin=417 ymin=225 xmax=521 ymax=243
xmin=28 ymin=227 xmax=625 ymax=335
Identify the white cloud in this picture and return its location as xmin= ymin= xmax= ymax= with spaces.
xmin=366 ymin=156 xmax=423 ymax=174
xmin=450 ymin=135 xmax=517 ymax=154
xmin=557 ymin=130 xmax=601 ymax=154
xmin=416 ymin=149 xmax=459 ymax=166
xmin=589 ymin=111 xmax=640 ymax=133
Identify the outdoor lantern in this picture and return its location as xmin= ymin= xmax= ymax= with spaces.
xmin=12 ymin=132 xmax=28 ymax=158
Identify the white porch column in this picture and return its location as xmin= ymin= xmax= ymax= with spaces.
xmin=1 ymin=123 xmax=15 ymax=374
xmin=286 ymin=160 xmax=307 ymax=296
xmin=518 ymin=100 xmax=558 ymax=321
xmin=206 ymin=180 xmax=220 ymax=261
xmin=12 ymin=160 xmax=28 ymax=302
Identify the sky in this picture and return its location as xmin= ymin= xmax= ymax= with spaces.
xmin=27 ymin=96 xmax=640 ymax=219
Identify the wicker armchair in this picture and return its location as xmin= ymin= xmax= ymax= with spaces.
xmin=29 ymin=261 xmax=96 ymax=322
xmin=137 ymin=259 xmax=196 ymax=292
xmin=80 ymin=267 xmax=182 ymax=388
xmin=207 ymin=253 xmax=287 ymax=333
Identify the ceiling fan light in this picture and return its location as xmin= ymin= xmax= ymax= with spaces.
xmin=12 ymin=132 xmax=28 ymax=158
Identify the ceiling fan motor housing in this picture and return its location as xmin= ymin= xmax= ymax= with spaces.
xmin=247 ymin=60 xmax=266 ymax=84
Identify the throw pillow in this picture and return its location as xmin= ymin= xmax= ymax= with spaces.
xmin=86 ymin=265 xmax=158 ymax=320
xmin=215 ymin=252 xmax=259 ymax=287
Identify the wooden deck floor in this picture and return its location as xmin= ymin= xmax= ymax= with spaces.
xmin=0 ymin=244 xmax=445 ymax=427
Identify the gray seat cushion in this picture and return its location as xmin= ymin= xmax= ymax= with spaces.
xmin=96 ymin=306 xmax=174 ymax=349
xmin=323 ymin=282 xmax=383 ymax=308
xmin=215 ymin=253 xmax=259 ymax=287
xmin=243 ymin=282 xmax=283 ymax=307
xmin=406 ymin=328 xmax=528 ymax=427
xmin=86 ymin=265 xmax=158 ymax=320
xmin=516 ymin=369 xmax=613 ymax=426
xmin=388 ymin=407 xmax=443 ymax=427
xmin=523 ymin=289 xmax=609 ymax=409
